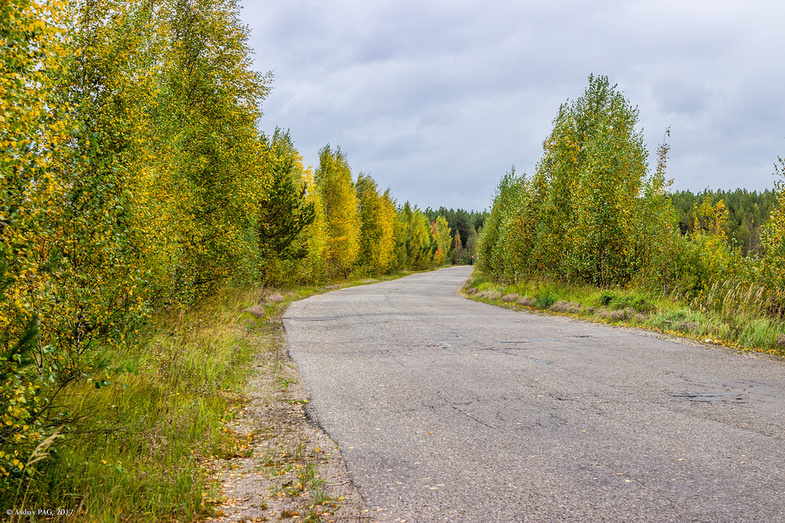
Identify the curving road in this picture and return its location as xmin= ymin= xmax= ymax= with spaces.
xmin=283 ymin=266 xmax=785 ymax=522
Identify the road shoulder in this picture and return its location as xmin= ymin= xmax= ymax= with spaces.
xmin=205 ymin=296 xmax=370 ymax=522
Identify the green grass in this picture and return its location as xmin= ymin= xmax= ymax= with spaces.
xmin=465 ymin=270 xmax=785 ymax=354
xmin=7 ymin=286 xmax=266 ymax=521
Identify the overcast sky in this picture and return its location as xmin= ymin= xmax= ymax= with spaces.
xmin=240 ymin=1 xmax=785 ymax=211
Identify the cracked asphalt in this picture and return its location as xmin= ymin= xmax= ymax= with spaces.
xmin=283 ymin=266 xmax=785 ymax=522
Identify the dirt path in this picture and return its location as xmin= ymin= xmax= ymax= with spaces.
xmin=205 ymin=295 xmax=370 ymax=523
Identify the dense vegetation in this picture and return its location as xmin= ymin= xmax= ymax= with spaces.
xmin=424 ymin=207 xmax=488 ymax=264
xmin=0 ymin=0 xmax=477 ymax=516
xmin=477 ymin=75 xmax=785 ymax=350
xmin=671 ymin=189 xmax=777 ymax=255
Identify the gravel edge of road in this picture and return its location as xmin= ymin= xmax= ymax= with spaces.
xmin=204 ymin=298 xmax=372 ymax=523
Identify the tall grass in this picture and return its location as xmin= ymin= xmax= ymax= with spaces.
xmin=5 ymin=287 xmax=274 ymax=521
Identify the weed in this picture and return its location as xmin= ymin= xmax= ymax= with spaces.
xmin=536 ymin=294 xmax=556 ymax=309
xmin=660 ymin=309 xmax=688 ymax=323
xmin=9 ymin=429 xmax=63 ymax=523
xmin=310 ymin=485 xmax=332 ymax=506
xmin=297 ymin=463 xmax=321 ymax=489
xmin=599 ymin=291 xmax=615 ymax=307
xmin=277 ymin=377 xmax=294 ymax=390
xmin=292 ymin=441 xmax=305 ymax=461
xmin=614 ymin=294 xmax=652 ymax=313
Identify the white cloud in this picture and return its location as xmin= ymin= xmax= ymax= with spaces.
xmin=241 ymin=0 xmax=785 ymax=209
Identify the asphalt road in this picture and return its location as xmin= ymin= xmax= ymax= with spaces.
xmin=283 ymin=266 xmax=785 ymax=522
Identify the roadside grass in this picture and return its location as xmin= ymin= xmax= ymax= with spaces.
xmin=464 ymin=270 xmax=785 ymax=355
xmin=9 ymin=286 xmax=267 ymax=521
xmin=5 ymin=270 xmax=416 ymax=521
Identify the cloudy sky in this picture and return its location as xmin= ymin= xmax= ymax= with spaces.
xmin=240 ymin=1 xmax=785 ymax=211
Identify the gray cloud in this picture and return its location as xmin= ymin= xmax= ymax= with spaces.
xmin=241 ymin=0 xmax=785 ymax=210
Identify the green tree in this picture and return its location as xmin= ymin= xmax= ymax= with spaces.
xmin=556 ymin=75 xmax=649 ymax=285
xmin=634 ymin=139 xmax=679 ymax=293
xmin=257 ymin=130 xmax=315 ymax=284
xmin=141 ymin=0 xmax=271 ymax=303
xmin=397 ymin=203 xmax=432 ymax=270
xmin=451 ymin=230 xmax=464 ymax=265
xmin=479 ymin=75 xmax=676 ymax=287
xmin=476 ymin=168 xmax=523 ymax=277
xmin=356 ymin=173 xmax=397 ymax=275
xmin=433 ymin=216 xmax=452 ymax=266
xmin=761 ymin=156 xmax=785 ymax=314
xmin=388 ymin=191 xmax=408 ymax=271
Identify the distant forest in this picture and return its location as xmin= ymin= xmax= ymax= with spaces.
xmin=671 ymin=189 xmax=777 ymax=255
xmin=424 ymin=207 xmax=488 ymax=264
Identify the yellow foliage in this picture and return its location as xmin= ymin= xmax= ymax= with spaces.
xmin=693 ymin=195 xmax=729 ymax=240
xmin=316 ymin=146 xmax=360 ymax=278
xmin=1 ymin=0 xmax=71 ymax=481
xmin=1 ymin=0 xmax=272 ymax=489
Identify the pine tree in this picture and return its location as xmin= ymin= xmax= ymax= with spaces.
xmin=258 ymin=130 xmax=315 ymax=284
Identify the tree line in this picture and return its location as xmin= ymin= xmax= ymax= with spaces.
xmin=671 ymin=189 xmax=777 ymax=255
xmin=478 ymin=74 xmax=785 ymax=327
xmin=257 ymin=135 xmax=459 ymax=285
xmin=424 ymin=207 xmax=487 ymax=265
xmin=0 ymin=0 xmax=477 ymax=487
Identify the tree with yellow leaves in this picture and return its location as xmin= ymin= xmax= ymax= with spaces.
xmin=316 ymin=146 xmax=361 ymax=278
xmin=1 ymin=0 xmax=273 ymax=488
xmin=760 ymin=156 xmax=785 ymax=314
xmin=480 ymin=75 xmax=663 ymax=286
xmin=399 ymin=202 xmax=433 ymax=270
xmin=432 ymin=216 xmax=452 ymax=267
xmin=0 ymin=0 xmax=72 ymax=483
xmin=356 ymin=173 xmax=397 ymax=275
xmin=668 ymin=194 xmax=742 ymax=301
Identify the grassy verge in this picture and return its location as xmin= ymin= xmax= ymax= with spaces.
xmin=7 ymin=286 xmax=271 ymax=521
xmin=464 ymin=270 xmax=785 ymax=356
xmin=4 ymin=271 xmax=420 ymax=521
